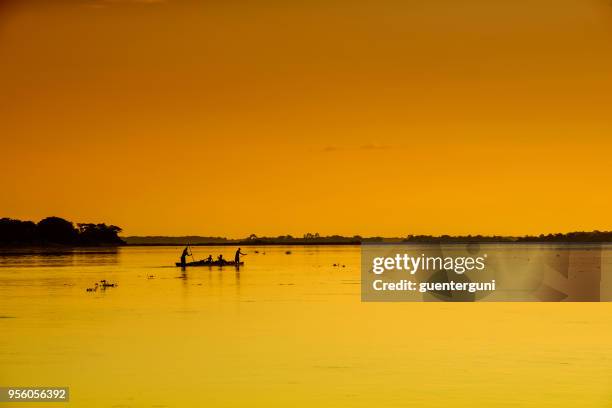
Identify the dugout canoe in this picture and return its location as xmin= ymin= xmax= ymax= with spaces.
xmin=175 ymin=260 xmax=244 ymax=267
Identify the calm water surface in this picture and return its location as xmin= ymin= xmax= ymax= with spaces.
xmin=1 ymin=245 xmax=612 ymax=407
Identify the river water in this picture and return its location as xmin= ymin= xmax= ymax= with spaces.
xmin=1 ymin=245 xmax=612 ymax=407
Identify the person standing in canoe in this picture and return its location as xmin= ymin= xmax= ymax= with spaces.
xmin=180 ymin=246 xmax=191 ymax=266
xmin=235 ymin=248 xmax=246 ymax=264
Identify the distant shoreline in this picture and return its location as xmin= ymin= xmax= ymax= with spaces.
xmin=124 ymin=241 xmax=612 ymax=247
xmin=3 ymin=218 xmax=612 ymax=247
xmin=123 ymin=231 xmax=612 ymax=246
xmin=126 ymin=241 xmax=362 ymax=246
xmin=2 ymin=242 xmax=611 ymax=251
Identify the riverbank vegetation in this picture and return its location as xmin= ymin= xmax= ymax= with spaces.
xmin=124 ymin=231 xmax=612 ymax=246
xmin=0 ymin=217 xmax=125 ymax=246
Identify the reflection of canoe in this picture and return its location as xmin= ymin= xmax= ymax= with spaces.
xmin=175 ymin=260 xmax=244 ymax=267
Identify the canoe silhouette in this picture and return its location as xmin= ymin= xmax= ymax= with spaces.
xmin=175 ymin=260 xmax=244 ymax=267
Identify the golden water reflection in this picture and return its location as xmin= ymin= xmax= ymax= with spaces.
xmin=1 ymin=245 xmax=611 ymax=407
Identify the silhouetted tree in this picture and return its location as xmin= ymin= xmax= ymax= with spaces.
xmin=37 ymin=217 xmax=78 ymax=244
xmin=0 ymin=218 xmax=37 ymax=244
xmin=77 ymin=223 xmax=124 ymax=245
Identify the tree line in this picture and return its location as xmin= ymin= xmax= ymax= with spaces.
xmin=404 ymin=231 xmax=612 ymax=243
xmin=123 ymin=231 xmax=612 ymax=246
xmin=0 ymin=217 xmax=125 ymax=246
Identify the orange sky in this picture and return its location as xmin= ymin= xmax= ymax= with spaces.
xmin=1 ymin=0 xmax=611 ymax=237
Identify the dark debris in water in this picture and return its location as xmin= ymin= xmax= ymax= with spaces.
xmin=85 ymin=280 xmax=118 ymax=292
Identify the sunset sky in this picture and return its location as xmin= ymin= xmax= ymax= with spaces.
xmin=1 ymin=0 xmax=611 ymax=237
